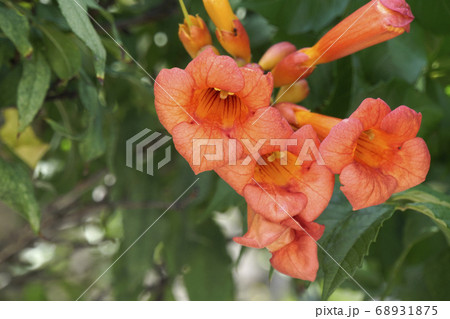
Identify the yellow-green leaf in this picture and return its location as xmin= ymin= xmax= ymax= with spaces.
xmin=0 ymin=108 xmax=49 ymax=168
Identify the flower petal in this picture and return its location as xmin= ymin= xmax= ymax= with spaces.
xmin=233 ymin=207 xmax=289 ymax=249
xmin=237 ymin=67 xmax=273 ymax=111
xmin=381 ymin=137 xmax=430 ymax=192
xmin=380 ymin=105 xmax=422 ymax=142
xmin=172 ymin=122 xmax=243 ymax=174
xmin=380 ymin=0 xmax=414 ymax=28
xmin=287 ymin=125 xmax=320 ymax=159
xmin=340 ymin=162 xmax=397 ymax=210
xmin=320 ymin=118 xmax=363 ymax=174
xmin=234 ymin=107 xmax=293 ymax=155
xmin=270 ymin=233 xmax=319 ymax=281
xmin=289 ymin=163 xmax=335 ymax=222
xmin=154 ymin=68 xmax=195 ymax=133
xmin=350 ymin=98 xmax=391 ymax=130
xmin=281 ymin=218 xmax=325 ymax=241
xmin=214 ymin=158 xmax=255 ymax=195
xmin=243 ymin=183 xmax=307 ymax=223
xmin=185 ymin=48 xmax=244 ymax=92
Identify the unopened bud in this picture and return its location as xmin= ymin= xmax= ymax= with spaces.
xmin=259 ymin=42 xmax=296 ymax=71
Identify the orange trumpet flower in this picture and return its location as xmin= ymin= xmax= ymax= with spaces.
xmin=302 ymin=0 xmax=414 ymax=64
xmin=272 ymin=0 xmax=414 ymax=87
xmin=215 ymin=125 xmax=334 ymax=223
xmin=154 ymin=48 xmax=291 ymax=174
xmin=234 ymin=207 xmax=324 ymax=281
xmin=319 ymin=98 xmax=430 ymax=210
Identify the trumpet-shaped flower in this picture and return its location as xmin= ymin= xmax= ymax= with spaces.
xmin=215 ymin=125 xmax=334 ymax=223
xmin=301 ymin=0 xmax=414 ymax=65
xmin=320 ymin=98 xmax=430 ymax=210
xmin=271 ymin=0 xmax=414 ymax=87
xmin=154 ymin=48 xmax=291 ymax=174
xmin=234 ymin=207 xmax=324 ymax=281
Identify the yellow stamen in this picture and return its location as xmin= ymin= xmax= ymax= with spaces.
xmin=214 ymin=88 xmax=234 ymax=99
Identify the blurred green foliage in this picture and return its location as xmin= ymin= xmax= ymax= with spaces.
xmin=0 ymin=0 xmax=449 ymax=301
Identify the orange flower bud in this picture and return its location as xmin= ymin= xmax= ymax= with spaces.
xmin=203 ymin=0 xmax=251 ymax=63
xmin=301 ymin=0 xmax=414 ymax=64
xmin=271 ymin=51 xmax=315 ymax=87
xmin=203 ymin=0 xmax=235 ymax=32
xmin=178 ymin=14 xmax=215 ymax=58
xmin=258 ymin=42 xmax=296 ymax=71
xmin=275 ymin=103 xmax=341 ymax=141
xmin=275 ymin=79 xmax=310 ymax=104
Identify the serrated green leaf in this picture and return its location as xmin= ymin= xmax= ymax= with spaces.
xmin=319 ymin=204 xmax=396 ymax=300
xmin=56 ymin=0 xmax=106 ymax=80
xmin=391 ymin=185 xmax=450 ymax=243
xmin=0 ymin=7 xmax=33 ymax=57
xmin=40 ymin=24 xmax=81 ymax=80
xmin=17 ymin=52 xmax=51 ymax=131
xmin=0 ymin=158 xmax=40 ymax=233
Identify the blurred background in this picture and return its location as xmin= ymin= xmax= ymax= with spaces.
xmin=0 ymin=0 xmax=449 ymax=301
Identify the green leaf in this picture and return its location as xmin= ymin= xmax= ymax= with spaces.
xmin=391 ymin=185 xmax=450 ymax=243
xmin=319 ymin=203 xmax=396 ymax=300
xmin=0 ymin=7 xmax=33 ymax=57
xmin=183 ymin=219 xmax=234 ymax=300
xmin=40 ymin=24 xmax=82 ymax=80
xmin=78 ymin=79 xmax=105 ymax=161
xmin=197 ymin=177 xmax=245 ymax=223
xmin=56 ymin=0 xmax=106 ymax=80
xmin=386 ymin=27 xmax=427 ymax=84
xmin=285 ymin=0 xmax=350 ymax=34
xmin=17 ymin=52 xmax=51 ymax=132
xmin=0 ymin=65 xmax=22 ymax=108
xmin=381 ymin=213 xmax=438 ymax=299
xmin=242 ymin=0 xmax=350 ymax=35
xmin=424 ymin=248 xmax=450 ymax=300
xmin=0 ymin=158 xmax=40 ymax=233
xmin=45 ymin=118 xmax=84 ymax=141
xmin=79 ymin=112 xmax=105 ymax=161
xmin=408 ymin=0 xmax=450 ymax=36
xmin=357 ymin=26 xmax=427 ymax=85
